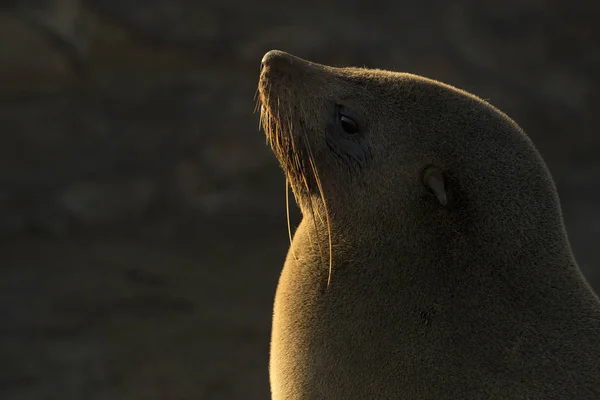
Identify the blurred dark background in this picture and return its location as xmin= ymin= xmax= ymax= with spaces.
xmin=0 ymin=0 xmax=598 ymax=398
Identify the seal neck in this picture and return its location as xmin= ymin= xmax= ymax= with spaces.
xmin=293 ymin=199 xmax=576 ymax=294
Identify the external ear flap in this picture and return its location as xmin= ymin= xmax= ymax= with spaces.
xmin=423 ymin=166 xmax=448 ymax=206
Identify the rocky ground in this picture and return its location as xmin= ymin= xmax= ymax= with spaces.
xmin=0 ymin=1 xmax=599 ymax=398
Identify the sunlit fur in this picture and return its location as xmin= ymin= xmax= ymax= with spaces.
xmin=258 ymin=51 xmax=600 ymax=400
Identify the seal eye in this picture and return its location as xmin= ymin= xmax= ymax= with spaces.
xmin=339 ymin=114 xmax=359 ymax=135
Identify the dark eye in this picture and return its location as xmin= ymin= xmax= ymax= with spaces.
xmin=339 ymin=114 xmax=359 ymax=135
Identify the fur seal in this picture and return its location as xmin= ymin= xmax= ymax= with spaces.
xmin=257 ymin=50 xmax=600 ymax=399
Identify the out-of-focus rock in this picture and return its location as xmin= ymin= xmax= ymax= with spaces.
xmin=0 ymin=12 xmax=73 ymax=89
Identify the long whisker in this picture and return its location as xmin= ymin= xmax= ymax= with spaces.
xmin=285 ymin=175 xmax=299 ymax=261
xmin=279 ymin=102 xmax=300 ymax=262
xmin=290 ymin=105 xmax=320 ymax=262
xmin=290 ymin=104 xmax=323 ymax=260
xmin=298 ymin=134 xmax=324 ymax=260
xmin=253 ymin=87 xmax=261 ymax=113
xmin=304 ymin=136 xmax=334 ymax=287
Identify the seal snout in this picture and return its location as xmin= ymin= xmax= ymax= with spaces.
xmin=261 ymin=50 xmax=295 ymax=70
xmin=261 ymin=50 xmax=318 ymax=78
xmin=259 ymin=50 xmax=304 ymax=112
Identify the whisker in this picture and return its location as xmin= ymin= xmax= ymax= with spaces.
xmin=260 ymin=84 xmax=333 ymax=286
xmin=304 ymin=136 xmax=334 ymax=287
xmin=286 ymin=175 xmax=299 ymax=262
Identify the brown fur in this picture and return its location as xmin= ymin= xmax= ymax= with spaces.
xmin=258 ymin=50 xmax=600 ymax=399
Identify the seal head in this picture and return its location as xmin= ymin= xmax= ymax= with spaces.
xmin=259 ymin=50 xmax=565 ymax=245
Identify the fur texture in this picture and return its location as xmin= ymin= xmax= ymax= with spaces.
xmin=258 ymin=50 xmax=600 ymax=400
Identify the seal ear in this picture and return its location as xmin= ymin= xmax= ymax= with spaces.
xmin=423 ymin=166 xmax=448 ymax=206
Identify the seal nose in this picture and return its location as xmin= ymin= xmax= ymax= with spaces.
xmin=261 ymin=50 xmax=296 ymax=71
